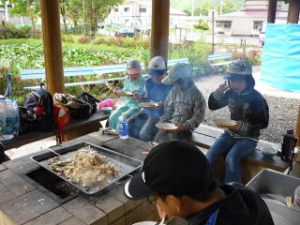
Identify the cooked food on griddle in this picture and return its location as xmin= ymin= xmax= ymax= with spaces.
xmin=49 ymin=147 xmax=119 ymax=188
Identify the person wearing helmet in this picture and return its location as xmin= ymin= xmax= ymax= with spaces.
xmin=108 ymin=59 xmax=145 ymax=130
xmin=127 ymin=56 xmax=172 ymax=141
xmin=154 ymin=63 xmax=206 ymax=143
xmin=207 ymin=59 xmax=269 ymax=183
xmin=123 ymin=141 xmax=274 ymax=225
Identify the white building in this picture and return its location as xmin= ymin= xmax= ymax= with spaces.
xmin=0 ymin=8 xmax=31 ymax=26
xmin=105 ymin=0 xmax=188 ymax=31
xmin=215 ymin=0 xmax=288 ymax=36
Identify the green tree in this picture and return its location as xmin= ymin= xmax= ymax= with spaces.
xmin=10 ymin=0 xmax=40 ymax=29
xmin=60 ymin=0 xmax=68 ymax=31
xmin=183 ymin=9 xmax=191 ymax=16
xmin=183 ymin=0 xmax=244 ymax=16
xmin=64 ymin=0 xmax=84 ymax=32
xmin=82 ymin=0 xmax=123 ymax=36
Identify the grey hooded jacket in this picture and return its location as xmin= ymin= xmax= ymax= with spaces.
xmin=162 ymin=84 xmax=206 ymax=131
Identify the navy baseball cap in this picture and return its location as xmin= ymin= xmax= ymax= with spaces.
xmin=124 ymin=141 xmax=216 ymax=200
xmin=147 ymin=56 xmax=167 ymax=76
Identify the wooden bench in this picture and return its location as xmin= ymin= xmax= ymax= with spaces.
xmin=192 ymin=124 xmax=289 ymax=183
xmin=21 ymin=58 xmax=189 ymax=90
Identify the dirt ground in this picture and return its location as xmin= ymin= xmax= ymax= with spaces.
xmin=196 ymin=74 xmax=299 ymax=143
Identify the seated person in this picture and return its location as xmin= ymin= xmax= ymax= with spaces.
xmin=123 ymin=141 xmax=274 ymax=225
xmin=109 ymin=59 xmax=145 ymax=130
xmin=154 ymin=63 xmax=206 ymax=143
xmin=127 ymin=56 xmax=171 ymax=142
xmin=207 ymin=59 xmax=269 ymax=183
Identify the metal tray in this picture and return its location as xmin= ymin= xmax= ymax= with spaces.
xmin=31 ymin=142 xmax=143 ymax=195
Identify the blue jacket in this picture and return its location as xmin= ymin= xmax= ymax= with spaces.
xmin=141 ymin=78 xmax=172 ymax=118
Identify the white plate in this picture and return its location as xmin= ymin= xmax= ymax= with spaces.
xmin=119 ymin=91 xmax=133 ymax=96
xmin=139 ymin=102 xmax=160 ymax=108
xmin=0 ymin=134 xmax=14 ymax=142
xmin=156 ymin=122 xmax=178 ymax=131
xmin=132 ymin=221 xmax=165 ymax=225
xmin=213 ymin=119 xmax=237 ymax=128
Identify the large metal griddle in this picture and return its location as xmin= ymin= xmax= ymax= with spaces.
xmin=31 ymin=142 xmax=142 ymax=195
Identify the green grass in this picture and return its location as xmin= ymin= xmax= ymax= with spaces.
xmin=0 ymin=37 xmax=214 ymax=104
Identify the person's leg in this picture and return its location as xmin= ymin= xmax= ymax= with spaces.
xmin=225 ymin=138 xmax=257 ymax=183
xmin=116 ymin=107 xmax=139 ymax=131
xmin=139 ymin=116 xmax=159 ymax=141
xmin=173 ymin=131 xmax=192 ymax=142
xmin=122 ymin=107 xmax=139 ymax=120
xmin=0 ymin=143 xmax=6 ymax=163
xmin=127 ymin=112 xmax=147 ymax=139
xmin=206 ymin=132 xmax=235 ymax=165
xmin=108 ymin=105 xmax=129 ymax=129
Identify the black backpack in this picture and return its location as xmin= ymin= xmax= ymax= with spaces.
xmin=23 ymin=83 xmax=56 ymax=132
xmin=78 ymin=92 xmax=99 ymax=114
xmin=53 ymin=93 xmax=93 ymax=119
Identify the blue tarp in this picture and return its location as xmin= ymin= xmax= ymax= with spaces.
xmin=261 ymin=24 xmax=300 ymax=92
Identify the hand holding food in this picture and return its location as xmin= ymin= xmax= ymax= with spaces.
xmin=133 ymin=93 xmax=143 ymax=100
xmin=229 ymin=121 xmax=242 ymax=130
xmin=217 ymin=81 xmax=229 ymax=93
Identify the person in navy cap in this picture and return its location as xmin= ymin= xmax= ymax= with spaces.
xmin=127 ymin=56 xmax=171 ymax=142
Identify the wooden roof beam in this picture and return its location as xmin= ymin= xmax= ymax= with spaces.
xmin=297 ymin=106 xmax=300 ymax=147
xmin=268 ymin=0 xmax=278 ymax=23
xmin=287 ymin=0 xmax=300 ymax=23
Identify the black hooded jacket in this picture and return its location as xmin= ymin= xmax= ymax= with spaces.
xmin=208 ymin=77 xmax=269 ymax=138
xmin=187 ymin=185 xmax=274 ymax=225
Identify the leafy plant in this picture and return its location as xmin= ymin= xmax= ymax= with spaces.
xmin=169 ymin=40 xmax=211 ymax=76
xmin=0 ymin=23 xmax=31 ymax=39
xmin=78 ymin=35 xmax=93 ymax=44
xmin=194 ymin=20 xmax=209 ymax=31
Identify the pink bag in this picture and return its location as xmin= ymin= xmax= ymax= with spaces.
xmin=97 ymin=98 xmax=115 ymax=110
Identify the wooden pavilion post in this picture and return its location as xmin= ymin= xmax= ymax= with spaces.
xmin=296 ymin=106 xmax=300 ymax=147
xmin=287 ymin=0 xmax=300 ymax=147
xmin=40 ymin=0 xmax=64 ymax=94
xmin=151 ymin=0 xmax=170 ymax=60
xmin=267 ymin=0 xmax=277 ymax=23
xmin=287 ymin=0 xmax=300 ymax=24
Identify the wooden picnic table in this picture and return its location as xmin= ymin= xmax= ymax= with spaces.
xmin=0 ymin=133 xmax=157 ymax=225
xmin=2 ymin=111 xmax=109 ymax=151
